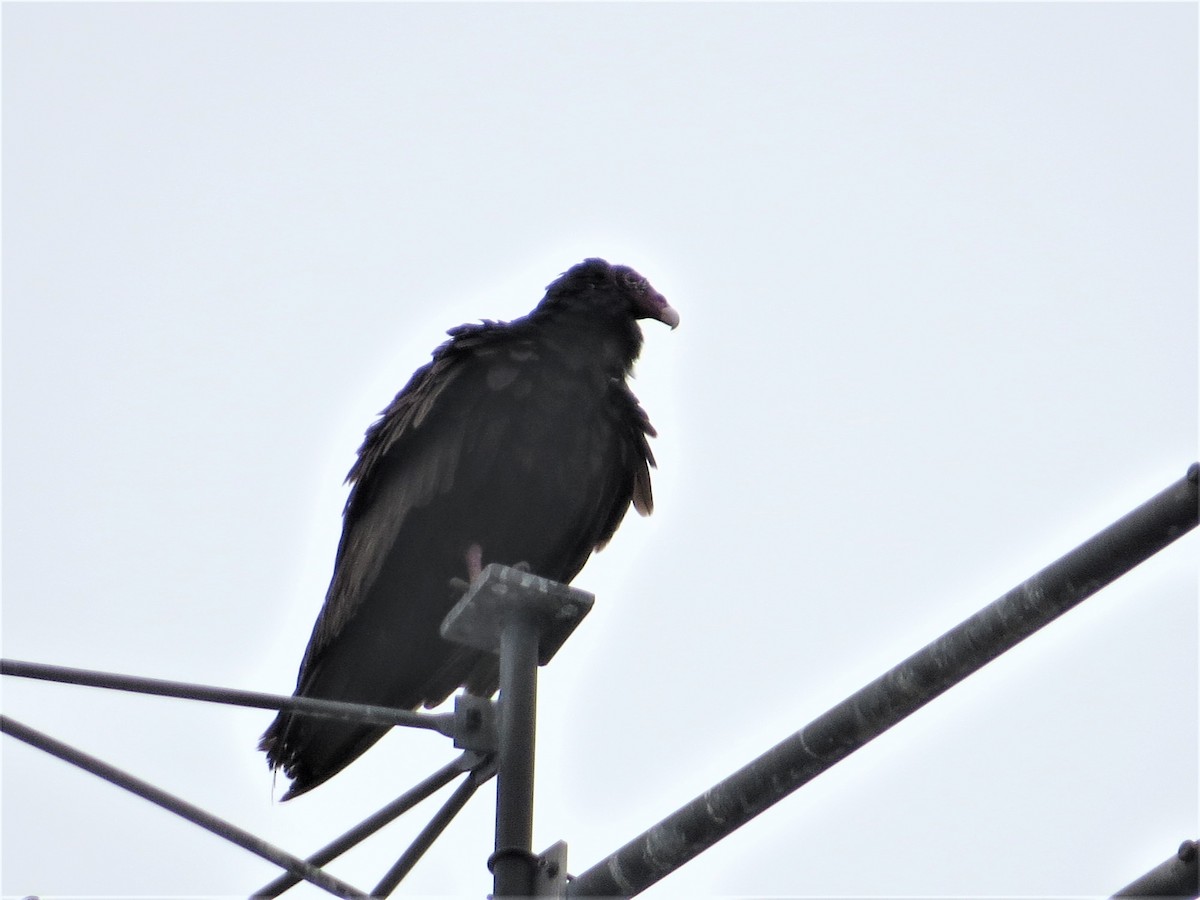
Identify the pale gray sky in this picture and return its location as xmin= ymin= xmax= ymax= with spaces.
xmin=3 ymin=3 xmax=1196 ymax=897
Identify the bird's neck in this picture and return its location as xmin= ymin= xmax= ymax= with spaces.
xmin=532 ymin=307 xmax=643 ymax=377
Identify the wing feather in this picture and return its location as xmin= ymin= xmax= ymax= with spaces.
xmin=297 ymin=323 xmax=515 ymax=676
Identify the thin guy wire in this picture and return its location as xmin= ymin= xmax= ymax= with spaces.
xmin=373 ymin=757 xmax=499 ymax=897
xmin=1 ymin=715 xmax=368 ymax=899
xmin=252 ymin=751 xmax=489 ymax=897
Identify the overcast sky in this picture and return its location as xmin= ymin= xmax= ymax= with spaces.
xmin=3 ymin=3 xmax=1196 ymax=898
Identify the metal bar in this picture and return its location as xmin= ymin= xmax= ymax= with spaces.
xmin=569 ymin=464 xmax=1200 ymax=897
xmin=491 ymin=612 xmax=542 ymax=898
xmin=0 ymin=715 xmax=367 ymax=899
xmin=372 ymin=757 xmax=499 ymax=897
xmin=1112 ymin=839 xmax=1199 ymax=898
xmin=252 ymin=751 xmax=486 ymax=898
xmin=0 ymin=658 xmax=455 ymax=735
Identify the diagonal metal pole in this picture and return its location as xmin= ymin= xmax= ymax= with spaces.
xmin=569 ymin=464 xmax=1199 ymax=897
xmin=1112 ymin=839 xmax=1199 ymax=898
xmin=1 ymin=715 xmax=368 ymax=899
xmin=373 ymin=756 xmax=499 ymax=897
xmin=0 ymin=659 xmax=455 ymax=734
xmin=252 ymin=751 xmax=487 ymax=898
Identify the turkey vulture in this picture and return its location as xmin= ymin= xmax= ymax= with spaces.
xmin=260 ymin=258 xmax=678 ymax=798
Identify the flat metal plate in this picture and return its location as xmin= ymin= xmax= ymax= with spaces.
xmin=440 ymin=564 xmax=595 ymax=665
xmin=534 ymin=840 xmax=569 ymax=896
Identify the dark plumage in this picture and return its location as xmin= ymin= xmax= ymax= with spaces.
xmin=260 ymin=258 xmax=678 ymax=798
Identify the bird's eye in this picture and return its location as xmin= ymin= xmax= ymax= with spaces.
xmin=621 ymin=270 xmax=643 ymax=290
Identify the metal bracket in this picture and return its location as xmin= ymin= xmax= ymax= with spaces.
xmin=452 ymin=693 xmax=498 ymax=753
xmin=534 ymin=840 xmax=569 ymax=897
xmin=441 ymin=564 xmax=594 ymax=664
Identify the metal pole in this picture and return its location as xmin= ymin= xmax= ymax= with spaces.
xmin=569 ymin=465 xmax=1199 ymax=897
xmin=373 ymin=758 xmax=498 ymax=897
xmin=0 ymin=659 xmax=454 ymax=734
xmin=252 ymin=751 xmax=486 ymax=898
xmin=491 ymin=611 xmax=541 ymax=898
xmin=1112 ymin=839 xmax=1199 ymax=898
xmin=440 ymin=564 xmax=592 ymax=897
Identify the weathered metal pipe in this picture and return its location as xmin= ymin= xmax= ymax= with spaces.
xmin=570 ymin=465 xmax=1199 ymax=897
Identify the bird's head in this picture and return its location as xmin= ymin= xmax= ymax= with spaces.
xmin=543 ymin=258 xmax=680 ymax=330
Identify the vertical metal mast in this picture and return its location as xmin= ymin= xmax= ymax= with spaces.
xmin=441 ymin=562 xmax=595 ymax=898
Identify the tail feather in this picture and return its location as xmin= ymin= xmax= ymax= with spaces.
xmin=260 ymin=710 xmax=390 ymax=800
xmin=258 ymin=568 xmax=489 ymax=798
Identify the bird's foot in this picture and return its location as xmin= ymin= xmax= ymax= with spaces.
xmin=450 ymin=554 xmax=530 ymax=596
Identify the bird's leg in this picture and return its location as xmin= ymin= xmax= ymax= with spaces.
xmin=448 ymin=543 xmax=486 ymax=596
xmin=449 ymin=549 xmax=529 ymax=596
xmin=466 ymin=542 xmax=484 ymax=582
